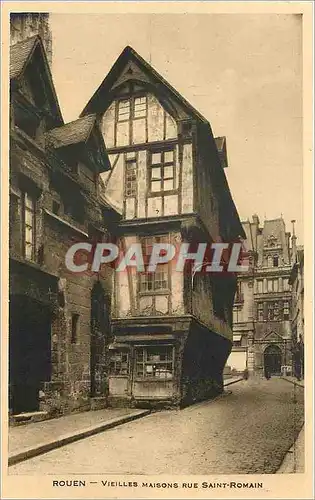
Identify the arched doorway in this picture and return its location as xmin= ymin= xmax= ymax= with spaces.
xmin=264 ymin=344 xmax=282 ymax=376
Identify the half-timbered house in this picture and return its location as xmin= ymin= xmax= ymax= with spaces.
xmin=81 ymin=46 xmax=245 ymax=408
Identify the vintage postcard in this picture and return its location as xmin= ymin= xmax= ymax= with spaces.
xmin=1 ymin=1 xmax=313 ymax=499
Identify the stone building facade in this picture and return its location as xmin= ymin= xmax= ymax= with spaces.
xmin=289 ymin=226 xmax=304 ymax=379
xmin=9 ymin=35 xmax=118 ymax=416
xmin=228 ymin=215 xmax=295 ymax=377
xmin=80 ymin=46 xmax=245 ymax=408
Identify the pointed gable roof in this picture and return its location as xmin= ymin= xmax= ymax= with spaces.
xmin=80 ymin=45 xmax=207 ymax=123
xmin=81 ymin=45 xmax=245 ymax=240
xmin=10 ymin=35 xmax=63 ymax=125
xmin=47 ymin=115 xmax=97 ymax=149
xmin=46 ymin=115 xmax=110 ymax=172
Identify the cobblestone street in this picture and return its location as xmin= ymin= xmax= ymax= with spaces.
xmin=9 ymin=378 xmax=304 ymax=475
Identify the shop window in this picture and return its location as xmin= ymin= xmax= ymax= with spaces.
xmin=135 ymin=345 xmax=174 ymax=379
xmin=109 ymin=351 xmax=129 ymax=376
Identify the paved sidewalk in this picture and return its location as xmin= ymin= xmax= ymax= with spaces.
xmin=8 ymin=407 xmax=150 ymax=466
xmin=277 ymin=425 xmax=305 ymax=473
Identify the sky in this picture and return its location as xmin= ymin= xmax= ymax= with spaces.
xmin=50 ymin=13 xmax=303 ymax=242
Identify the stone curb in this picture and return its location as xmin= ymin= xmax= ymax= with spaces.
xmin=8 ymin=409 xmax=150 ymax=467
xmin=224 ymin=377 xmax=244 ymax=387
xmin=280 ymin=377 xmax=304 ymax=389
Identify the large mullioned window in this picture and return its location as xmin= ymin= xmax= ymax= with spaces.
xmin=150 ymin=150 xmax=175 ymax=193
xmin=139 ymin=236 xmax=169 ymax=293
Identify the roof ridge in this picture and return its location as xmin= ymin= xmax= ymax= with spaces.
xmin=80 ymin=45 xmax=209 ymax=124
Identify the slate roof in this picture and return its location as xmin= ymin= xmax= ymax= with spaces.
xmin=10 ymin=35 xmax=64 ymax=124
xmin=10 ymin=35 xmax=39 ymax=80
xmin=47 ymin=115 xmax=97 ymax=149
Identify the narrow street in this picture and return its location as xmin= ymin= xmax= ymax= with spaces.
xmin=9 ymin=378 xmax=304 ymax=475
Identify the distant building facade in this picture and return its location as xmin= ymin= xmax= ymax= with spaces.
xmin=228 ymin=215 xmax=295 ymax=377
xmin=289 ymin=225 xmax=304 ymax=379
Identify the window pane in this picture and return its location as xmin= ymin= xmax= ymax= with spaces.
xmin=151 ymin=180 xmax=161 ymax=192
xmin=25 ymin=210 xmax=34 ymax=226
xmin=118 ymin=100 xmax=130 ymax=121
xmin=151 ymin=167 xmax=161 ymax=180
xmin=125 ymin=161 xmax=137 ymax=197
xmin=25 ymin=193 xmax=34 ymax=210
xmin=151 ymin=152 xmax=162 ymax=165
xmin=25 ymin=226 xmax=33 ymax=243
xmin=25 ymin=243 xmax=33 ymax=260
xmin=163 ymin=179 xmax=174 ymax=191
xmin=126 ymin=151 xmax=136 ymax=160
xmin=134 ymin=96 xmax=147 ymax=118
xmin=164 ymin=151 xmax=174 ymax=163
xmin=164 ymin=166 xmax=174 ymax=179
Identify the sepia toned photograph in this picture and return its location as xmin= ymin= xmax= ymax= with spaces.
xmin=1 ymin=3 xmax=313 ymax=499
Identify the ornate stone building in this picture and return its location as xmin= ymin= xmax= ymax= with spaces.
xmin=228 ymin=215 xmax=295 ymax=376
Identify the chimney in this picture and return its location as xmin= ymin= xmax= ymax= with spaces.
xmin=10 ymin=13 xmax=52 ymax=66
xmin=291 ymin=220 xmax=297 ymax=264
xmin=252 ymin=214 xmax=260 ymax=226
